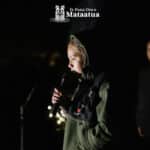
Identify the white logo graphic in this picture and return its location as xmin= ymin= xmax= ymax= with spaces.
xmin=55 ymin=5 xmax=65 ymax=21
xmin=50 ymin=5 xmax=100 ymax=23
xmin=50 ymin=5 xmax=69 ymax=23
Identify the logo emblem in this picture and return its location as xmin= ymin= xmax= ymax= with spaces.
xmin=50 ymin=5 xmax=69 ymax=23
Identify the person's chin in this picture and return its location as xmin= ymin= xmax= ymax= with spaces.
xmin=71 ymin=69 xmax=80 ymax=74
xmin=71 ymin=69 xmax=77 ymax=73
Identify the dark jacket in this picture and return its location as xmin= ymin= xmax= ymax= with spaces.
xmin=136 ymin=66 xmax=150 ymax=137
xmin=63 ymin=73 xmax=112 ymax=150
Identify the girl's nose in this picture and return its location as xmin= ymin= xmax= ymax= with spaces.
xmin=68 ymin=63 xmax=73 ymax=69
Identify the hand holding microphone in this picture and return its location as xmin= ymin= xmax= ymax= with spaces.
xmin=51 ymin=88 xmax=62 ymax=105
xmin=50 ymin=72 xmax=66 ymax=116
xmin=50 ymin=70 xmax=82 ymax=117
xmin=51 ymin=88 xmax=64 ymax=117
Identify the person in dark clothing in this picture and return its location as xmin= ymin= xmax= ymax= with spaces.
xmin=51 ymin=34 xmax=112 ymax=150
xmin=136 ymin=40 xmax=150 ymax=148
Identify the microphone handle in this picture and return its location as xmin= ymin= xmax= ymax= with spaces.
xmin=51 ymin=75 xmax=65 ymax=116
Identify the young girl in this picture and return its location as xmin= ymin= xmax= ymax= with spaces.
xmin=51 ymin=34 xmax=112 ymax=150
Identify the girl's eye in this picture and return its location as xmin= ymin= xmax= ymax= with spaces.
xmin=71 ymin=57 xmax=76 ymax=61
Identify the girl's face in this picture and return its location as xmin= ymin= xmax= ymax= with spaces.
xmin=67 ymin=44 xmax=83 ymax=74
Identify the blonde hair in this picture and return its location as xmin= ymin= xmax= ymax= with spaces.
xmin=68 ymin=34 xmax=90 ymax=68
xmin=68 ymin=34 xmax=94 ymax=81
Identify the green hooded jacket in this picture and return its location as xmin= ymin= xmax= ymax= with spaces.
xmin=63 ymin=76 xmax=112 ymax=150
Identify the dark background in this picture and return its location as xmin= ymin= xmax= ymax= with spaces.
xmin=0 ymin=0 xmax=150 ymax=150
xmin=108 ymin=1 xmax=150 ymax=149
xmin=0 ymin=1 xmax=104 ymax=150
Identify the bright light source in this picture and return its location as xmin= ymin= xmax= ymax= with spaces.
xmin=56 ymin=112 xmax=60 ymax=118
xmin=48 ymin=105 xmax=52 ymax=110
xmin=60 ymin=110 xmax=66 ymax=118
xmin=57 ymin=120 xmax=62 ymax=125
xmin=59 ymin=117 xmax=65 ymax=122
xmin=49 ymin=113 xmax=53 ymax=118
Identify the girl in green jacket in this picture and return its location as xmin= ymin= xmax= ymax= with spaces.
xmin=51 ymin=34 xmax=112 ymax=150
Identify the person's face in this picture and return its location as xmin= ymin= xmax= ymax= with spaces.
xmin=67 ymin=44 xmax=83 ymax=74
xmin=146 ymin=42 xmax=150 ymax=61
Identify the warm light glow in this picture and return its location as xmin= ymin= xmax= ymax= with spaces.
xmin=60 ymin=110 xmax=66 ymax=118
xmin=56 ymin=112 xmax=60 ymax=118
xmin=49 ymin=113 xmax=53 ymax=118
xmin=48 ymin=104 xmax=66 ymax=127
xmin=48 ymin=105 xmax=52 ymax=110
xmin=57 ymin=120 xmax=62 ymax=125
xmin=59 ymin=117 xmax=65 ymax=122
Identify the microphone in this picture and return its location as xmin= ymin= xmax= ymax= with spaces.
xmin=50 ymin=70 xmax=82 ymax=117
xmin=50 ymin=73 xmax=66 ymax=117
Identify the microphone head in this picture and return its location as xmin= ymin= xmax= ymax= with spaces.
xmin=57 ymin=70 xmax=82 ymax=95
xmin=51 ymin=70 xmax=82 ymax=117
